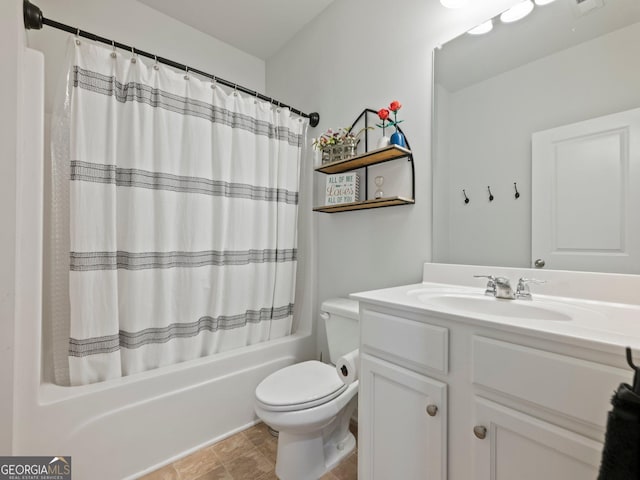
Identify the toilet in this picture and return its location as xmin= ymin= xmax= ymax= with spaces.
xmin=254 ymin=298 xmax=359 ymax=480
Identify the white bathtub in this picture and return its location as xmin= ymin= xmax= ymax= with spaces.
xmin=13 ymin=48 xmax=315 ymax=479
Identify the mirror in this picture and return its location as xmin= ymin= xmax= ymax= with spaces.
xmin=432 ymin=0 xmax=640 ymax=273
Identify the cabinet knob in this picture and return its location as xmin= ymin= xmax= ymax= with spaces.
xmin=473 ymin=425 xmax=487 ymax=440
xmin=426 ymin=404 xmax=438 ymax=417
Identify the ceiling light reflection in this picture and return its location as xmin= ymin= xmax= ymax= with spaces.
xmin=440 ymin=0 xmax=468 ymax=9
xmin=500 ymin=0 xmax=535 ymax=23
xmin=468 ymin=19 xmax=494 ymax=35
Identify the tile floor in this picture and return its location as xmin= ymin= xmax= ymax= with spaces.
xmin=140 ymin=422 xmax=357 ymax=480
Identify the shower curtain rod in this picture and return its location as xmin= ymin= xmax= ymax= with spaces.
xmin=22 ymin=0 xmax=320 ymax=128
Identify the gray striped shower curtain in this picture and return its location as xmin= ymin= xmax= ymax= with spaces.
xmin=51 ymin=38 xmax=307 ymax=386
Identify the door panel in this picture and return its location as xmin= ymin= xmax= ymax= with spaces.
xmin=359 ymin=354 xmax=447 ymax=480
xmin=532 ymin=107 xmax=640 ymax=272
xmin=473 ymin=398 xmax=602 ymax=480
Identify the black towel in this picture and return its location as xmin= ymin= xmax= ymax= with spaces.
xmin=598 ymin=383 xmax=640 ymax=480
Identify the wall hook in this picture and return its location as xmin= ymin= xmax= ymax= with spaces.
xmin=463 ymin=189 xmax=470 ymax=205
xmin=487 ymin=186 xmax=494 ymax=202
xmin=626 ymin=347 xmax=640 ymax=393
xmin=514 ymin=182 xmax=520 ymax=199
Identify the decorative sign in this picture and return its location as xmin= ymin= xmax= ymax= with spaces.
xmin=325 ymin=173 xmax=360 ymax=205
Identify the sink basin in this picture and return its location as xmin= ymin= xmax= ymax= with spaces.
xmin=414 ymin=293 xmax=573 ymax=321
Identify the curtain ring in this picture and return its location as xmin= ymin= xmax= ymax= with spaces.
xmin=110 ymin=40 xmax=117 ymax=58
xmin=153 ymin=55 xmax=159 ymax=71
xmin=233 ymin=84 xmax=238 ymax=96
xmin=254 ymin=90 xmax=259 ymax=104
xmin=75 ymin=28 xmax=81 ymax=46
xmin=130 ymin=46 xmax=137 ymax=64
xmin=210 ymin=76 xmax=216 ymax=89
xmin=184 ymin=66 xmax=190 ymax=81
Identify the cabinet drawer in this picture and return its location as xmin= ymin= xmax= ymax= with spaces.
xmin=361 ymin=310 xmax=448 ymax=374
xmin=472 ymin=336 xmax=629 ymax=428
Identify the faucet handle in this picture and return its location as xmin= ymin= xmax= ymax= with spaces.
xmin=474 ymin=275 xmax=496 ymax=296
xmin=516 ymin=277 xmax=546 ymax=300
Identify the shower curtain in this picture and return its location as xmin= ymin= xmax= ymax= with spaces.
xmin=51 ymin=39 xmax=308 ymax=386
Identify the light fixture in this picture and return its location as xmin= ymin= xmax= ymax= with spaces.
xmin=468 ymin=19 xmax=494 ymax=35
xmin=440 ymin=0 xmax=468 ymax=9
xmin=534 ymin=0 xmax=557 ymax=4
xmin=500 ymin=0 xmax=535 ymax=23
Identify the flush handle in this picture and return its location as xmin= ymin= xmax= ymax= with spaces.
xmin=426 ymin=404 xmax=438 ymax=417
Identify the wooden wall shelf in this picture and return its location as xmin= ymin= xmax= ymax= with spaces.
xmin=313 ymin=109 xmax=416 ymax=214
xmin=313 ymin=196 xmax=415 ymax=213
xmin=315 ymin=145 xmax=412 ymax=174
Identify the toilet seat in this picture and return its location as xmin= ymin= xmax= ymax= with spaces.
xmin=255 ymin=360 xmax=347 ymax=412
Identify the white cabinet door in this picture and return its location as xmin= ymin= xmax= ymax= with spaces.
xmin=359 ymin=353 xmax=447 ymax=480
xmin=531 ymin=107 xmax=640 ymax=273
xmin=473 ymin=398 xmax=602 ymax=480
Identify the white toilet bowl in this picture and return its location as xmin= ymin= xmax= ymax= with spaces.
xmin=254 ymin=297 xmax=360 ymax=480
xmin=255 ymin=360 xmax=358 ymax=480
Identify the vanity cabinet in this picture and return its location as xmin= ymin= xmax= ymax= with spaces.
xmin=357 ymin=303 xmax=630 ymax=480
xmin=359 ymin=309 xmax=448 ymax=480
xmin=472 ymin=398 xmax=602 ymax=480
xmin=359 ymin=354 xmax=447 ymax=480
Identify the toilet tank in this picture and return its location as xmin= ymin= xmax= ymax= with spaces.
xmin=321 ymin=298 xmax=359 ymax=365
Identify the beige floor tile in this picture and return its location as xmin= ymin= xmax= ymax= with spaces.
xmin=320 ymin=472 xmax=339 ymax=480
xmin=138 ymin=464 xmax=180 ymax=480
xmin=222 ymin=448 xmax=274 ymax=480
xmin=173 ymin=447 xmax=221 ymax=479
xmin=255 ymin=437 xmax=278 ymax=465
xmin=193 ymin=464 xmax=233 ymax=480
xmin=330 ymin=451 xmax=358 ymax=480
xmin=244 ymin=423 xmax=275 ymax=447
xmin=209 ymin=432 xmax=256 ymax=464
xmin=151 ymin=422 xmax=358 ymax=480
xmin=254 ymin=471 xmax=279 ymax=480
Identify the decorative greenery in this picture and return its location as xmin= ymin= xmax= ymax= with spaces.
xmin=312 ymin=126 xmax=372 ymax=150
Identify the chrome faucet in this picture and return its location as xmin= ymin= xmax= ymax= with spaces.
xmin=515 ymin=277 xmax=546 ymax=300
xmin=494 ymin=277 xmax=515 ymax=299
xmin=474 ymin=275 xmax=515 ymax=299
xmin=474 ymin=275 xmax=496 ymax=296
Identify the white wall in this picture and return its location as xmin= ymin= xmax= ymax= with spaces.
xmin=266 ymin=0 xmax=518 ymax=359
xmin=0 ymin=0 xmax=24 ymax=455
xmin=439 ymin=22 xmax=640 ymax=267
xmin=27 ymin=0 xmax=266 ymax=115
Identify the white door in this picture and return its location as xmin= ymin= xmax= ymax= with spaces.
xmin=473 ymin=398 xmax=602 ymax=480
xmin=359 ymin=354 xmax=447 ymax=480
xmin=532 ymin=107 xmax=640 ymax=273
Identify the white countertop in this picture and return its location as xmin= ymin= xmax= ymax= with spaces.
xmin=351 ymin=280 xmax=640 ymax=354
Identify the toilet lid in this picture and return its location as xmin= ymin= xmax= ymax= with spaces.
xmin=255 ymin=360 xmax=347 ymax=411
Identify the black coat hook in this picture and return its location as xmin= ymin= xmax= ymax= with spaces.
xmin=514 ymin=182 xmax=520 ymax=199
xmin=487 ymin=186 xmax=494 ymax=202
xmin=626 ymin=347 xmax=640 ymax=393
xmin=463 ymin=189 xmax=470 ymax=205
